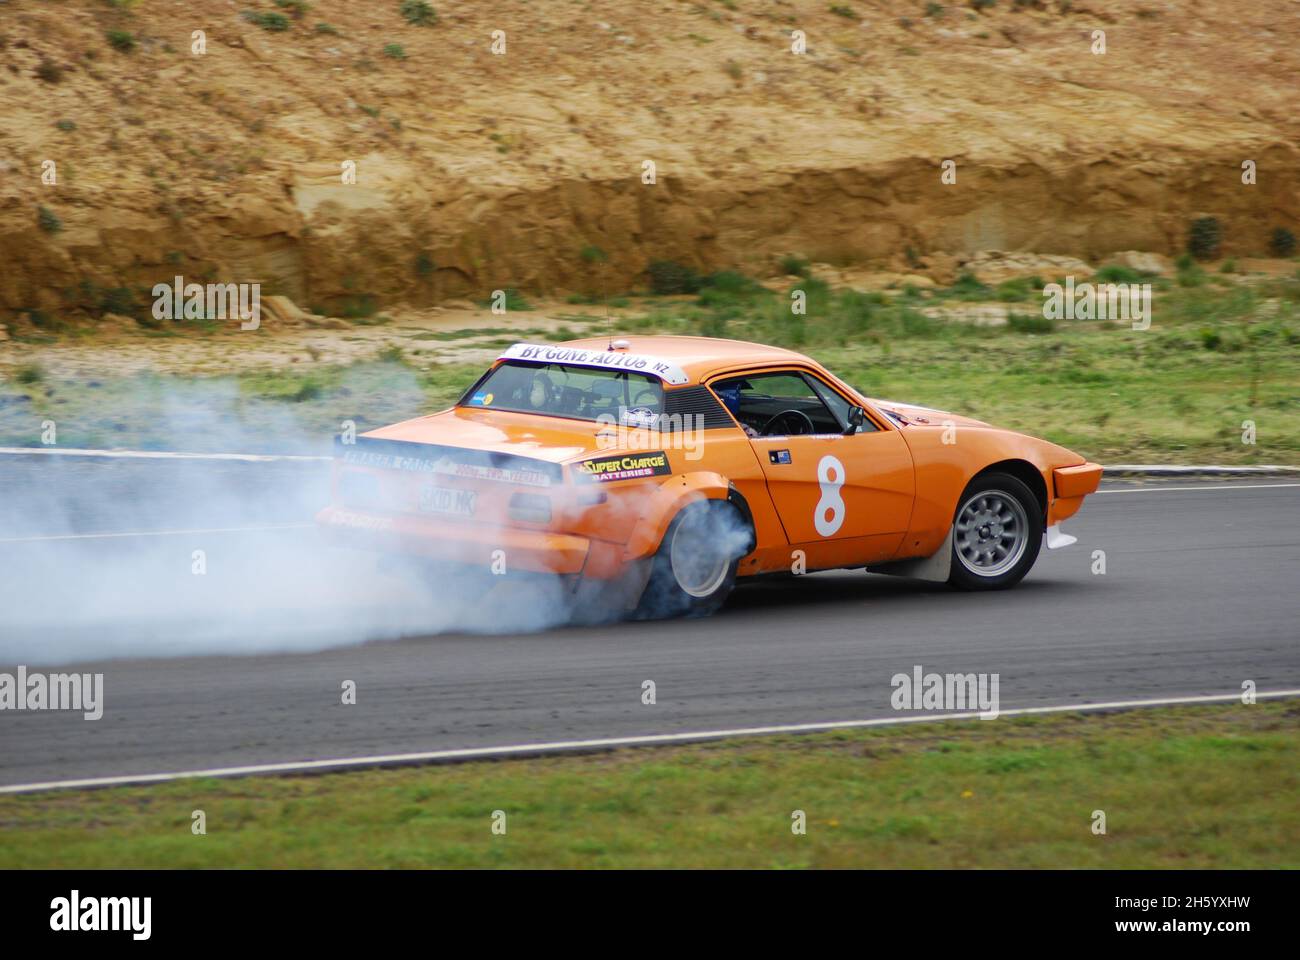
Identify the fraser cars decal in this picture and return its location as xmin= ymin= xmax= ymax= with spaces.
xmin=574 ymin=451 xmax=672 ymax=483
xmin=337 ymin=438 xmax=556 ymax=487
xmin=325 ymin=509 xmax=394 ymax=531
xmin=814 ymin=455 xmax=846 ymax=536
xmin=499 ymin=343 xmax=690 ymax=385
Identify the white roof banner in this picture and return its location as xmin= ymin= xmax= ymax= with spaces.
xmin=497 ymin=343 xmax=690 ymax=385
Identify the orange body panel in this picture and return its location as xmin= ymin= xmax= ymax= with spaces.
xmin=316 ymin=336 xmax=1103 ymax=591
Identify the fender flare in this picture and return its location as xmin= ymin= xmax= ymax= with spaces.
xmin=622 ymin=471 xmax=749 ymax=561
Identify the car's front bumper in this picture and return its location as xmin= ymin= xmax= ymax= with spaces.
xmin=1049 ymin=461 xmax=1104 ymax=525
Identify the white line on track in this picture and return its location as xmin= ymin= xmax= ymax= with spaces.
xmin=4 ymin=483 xmax=1292 ymax=544
xmin=0 ymin=523 xmax=315 ymax=544
xmin=1095 ymin=483 xmax=1300 ymax=494
xmin=0 ymin=447 xmax=328 ymax=462
xmin=3 ymin=688 xmax=1297 ymax=795
xmin=1105 ymin=464 xmax=1299 ymax=475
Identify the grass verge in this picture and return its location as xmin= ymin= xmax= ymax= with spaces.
xmin=1 ymin=700 xmax=1296 ymax=868
xmin=1 ymin=274 xmax=1297 ymax=462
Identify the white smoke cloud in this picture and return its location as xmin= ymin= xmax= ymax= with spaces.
xmin=0 ymin=378 xmax=589 ymax=666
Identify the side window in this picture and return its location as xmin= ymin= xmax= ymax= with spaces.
xmin=712 ymin=371 xmax=842 ymax=436
xmin=807 ymin=375 xmax=876 ymax=434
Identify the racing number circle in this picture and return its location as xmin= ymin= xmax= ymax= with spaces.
xmin=815 ymin=455 xmax=846 ymax=536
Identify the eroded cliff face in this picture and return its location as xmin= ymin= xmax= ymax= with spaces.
xmin=1 ymin=0 xmax=1296 ymax=319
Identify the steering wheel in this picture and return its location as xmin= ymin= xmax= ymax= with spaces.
xmin=760 ymin=409 xmax=816 ymax=436
xmin=631 ymin=387 xmax=659 ymax=408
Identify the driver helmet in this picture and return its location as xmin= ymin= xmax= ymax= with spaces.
xmin=715 ymin=383 xmax=743 ymax=418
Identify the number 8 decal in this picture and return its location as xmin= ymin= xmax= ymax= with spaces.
xmin=815 ymin=455 xmax=846 ymax=536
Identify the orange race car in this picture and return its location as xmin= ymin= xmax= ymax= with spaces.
xmin=317 ymin=336 xmax=1103 ymax=618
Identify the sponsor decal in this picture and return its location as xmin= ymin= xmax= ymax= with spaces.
xmin=326 ymin=508 xmax=395 ymax=531
xmin=574 ymin=450 xmax=672 ymax=483
xmin=338 ymin=449 xmax=552 ymax=487
xmin=621 ymin=406 xmax=660 ymax=429
xmin=499 ymin=343 xmax=690 ymax=385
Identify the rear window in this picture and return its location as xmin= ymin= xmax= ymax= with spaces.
xmin=460 ymin=361 xmax=665 ymax=424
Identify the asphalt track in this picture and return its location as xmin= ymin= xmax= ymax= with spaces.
xmin=1 ymin=454 xmax=1297 ymax=790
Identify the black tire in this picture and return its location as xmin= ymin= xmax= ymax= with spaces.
xmin=946 ymin=472 xmax=1043 ymax=591
xmin=633 ymin=500 xmax=746 ymax=619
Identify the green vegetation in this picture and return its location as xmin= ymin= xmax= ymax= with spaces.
xmin=646 ymin=259 xmax=703 ymax=295
xmin=611 ymin=268 xmax=1300 ymax=464
xmin=4 ymin=268 xmax=1296 ymax=465
xmin=241 ymin=10 xmax=291 ymax=32
xmin=383 ymin=43 xmax=406 ymax=60
xmin=400 ymin=0 xmax=437 ymax=26
xmin=1093 ymin=265 xmax=1145 ymax=284
xmin=1187 ymin=216 xmax=1222 ymax=261
xmin=778 ymin=254 xmax=811 ymax=277
xmin=14 ymin=363 xmax=45 ymax=385
xmin=274 ymin=0 xmax=310 ymax=18
xmin=105 ymin=30 xmax=135 ymax=53
xmin=1271 ymin=227 xmax=1296 ymax=258
xmin=479 ymin=288 xmax=533 ymax=312
xmin=1007 ymin=312 xmax=1055 ymax=334
xmin=36 ymin=206 xmax=62 ymax=234
xmin=36 ymin=58 xmax=64 ymax=83
xmin=0 ymin=701 xmax=1294 ymax=868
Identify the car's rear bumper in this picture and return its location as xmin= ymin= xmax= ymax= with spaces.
xmin=315 ymin=505 xmax=593 ymax=575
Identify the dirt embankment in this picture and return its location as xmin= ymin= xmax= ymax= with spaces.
xmin=1 ymin=0 xmax=1297 ymax=321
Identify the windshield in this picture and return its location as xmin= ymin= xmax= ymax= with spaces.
xmin=461 ymin=361 xmax=665 ymax=424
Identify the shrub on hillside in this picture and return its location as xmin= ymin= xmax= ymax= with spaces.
xmin=1187 ymin=216 xmax=1222 ymax=261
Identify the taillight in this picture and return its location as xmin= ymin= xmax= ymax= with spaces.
xmin=508 ymin=493 xmax=551 ymax=523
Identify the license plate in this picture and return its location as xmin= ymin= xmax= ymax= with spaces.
xmin=418 ymin=483 xmax=477 ymax=517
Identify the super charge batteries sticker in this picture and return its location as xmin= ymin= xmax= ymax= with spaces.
xmin=574 ymin=451 xmax=672 ymax=483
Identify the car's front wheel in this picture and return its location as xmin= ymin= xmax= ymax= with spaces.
xmin=946 ymin=472 xmax=1043 ymax=590
xmin=634 ymin=500 xmax=747 ymax=619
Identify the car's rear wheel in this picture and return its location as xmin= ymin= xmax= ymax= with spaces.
xmin=634 ymin=500 xmax=746 ymax=619
xmin=946 ymin=472 xmax=1042 ymax=590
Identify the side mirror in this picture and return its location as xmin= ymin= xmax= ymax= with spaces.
xmin=845 ymin=406 xmax=866 ymax=435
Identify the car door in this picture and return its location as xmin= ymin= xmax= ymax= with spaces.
xmin=711 ymin=369 xmax=915 ymax=545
